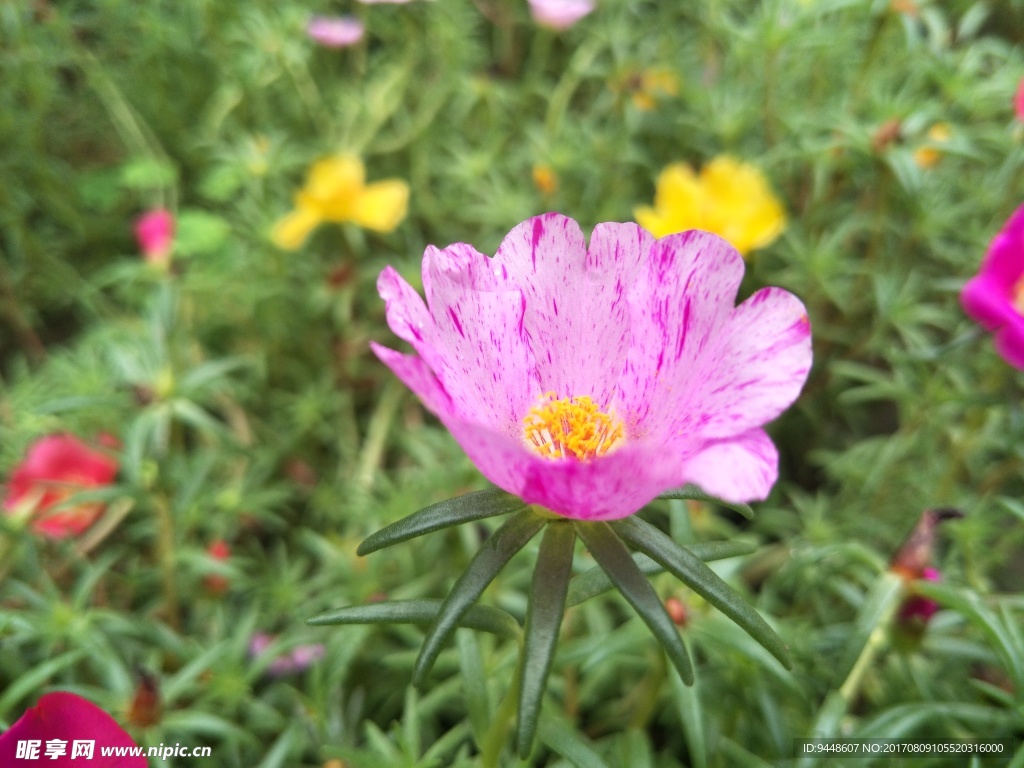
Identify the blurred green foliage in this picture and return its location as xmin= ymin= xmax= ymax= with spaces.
xmin=1 ymin=0 xmax=1023 ymax=765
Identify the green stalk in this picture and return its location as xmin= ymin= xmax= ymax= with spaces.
xmin=154 ymin=494 xmax=180 ymax=630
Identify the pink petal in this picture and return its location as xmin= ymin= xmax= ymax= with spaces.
xmin=370 ymin=343 xmax=452 ymax=417
xmin=528 ymin=0 xmax=595 ymax=30
xmin=961 ymin=274 xmax=1017 ymax=330
xmin=679 ymin=429 xmax=779 ymax=503
xmin=671 ymin=286 xmax=812 ymax=441
xmin=993 ymin=319 xmax=1024 ymax=370
xmin=616 ymin=230 xmax=746 ymax=433
xmin=1016 ymin=78 xmax=1024 ymax=122
xmin=421 ymin=245 xmax=538 ymax=430
xmin=0 ymin=692 xmax=145 ymax=766
xmin=307 ymin=16 xmax=364 ymax=48
xmin=492 ymin=214 xmax=649 ymax=404
xmin=976 ymin=204 xmax=1024 ymax=288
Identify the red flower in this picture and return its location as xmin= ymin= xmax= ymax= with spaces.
xmin=3 ymin=435 xmax=119 ymax=539
xmin=1016 ymin=78 xmax=1024 ymax=123
xmin=0 ymin=691 xmax=145 ymax=766
xmin=203 ymin=539 xmax=231 ymax=594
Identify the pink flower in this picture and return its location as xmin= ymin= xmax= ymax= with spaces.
xmin=372 ymin=213 xmax=812 ymax=520
xmin=3 ymin=435 xmax=119 ymax=539
xmin=249 ymin=633 xmax=325 ymax=677
xmin=1015 ymin=79 xmax=1024 ymax=122
xmin=307 ymin=16 xmax=364 ymax=48
xmin=960 ymin=204 xmax=1024 ymax=369
xmin=0 ymin=692 xmax=145 ymax=766
xmin=528 ymin=0 xmax=594 ymax=30
xmin=133 ymin=208 xmax=174 ymax=266
xmin=898 ymin=567 xmax=941 ymax=624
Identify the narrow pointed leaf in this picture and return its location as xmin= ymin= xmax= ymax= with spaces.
xmin=517 ymin=523 xmax=576 ymax=759
xmin=358 ymin=488 xmax=526 ymax=556
xmin=413 ymin=510 xmax=545 ymax=686
xmin=566 ymin=541 xmax=757 ymax=607
xmin=656 ymin=484 xmax=754 ymax=519
xmin=574 ymin=521 xmax=694 ymax=685
xmin=613 ymin=516 xmax=791 ymax=669
xmin=307 ymin=598 xmax=521 ymax=638
xmin=538 ymin=719 xmax=612 ymax=768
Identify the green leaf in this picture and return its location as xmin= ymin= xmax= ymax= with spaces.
xmin=612 ymin=517 xmax=792 ymax=669
xmin=307 ymin=599 xmax=521 ymax=639
xmin=656 ymin=485 xmax=754 ymax=519
xmin=837 ymin=570 xmax=904 ymax=682
xmin=517 ymin=522 xmax=576 ymax=759
xmin=915 ymin=581 xmax=1024 ymax=691
xmin=574 ymin=521 xmax=694 ymax=685
xmin=413 ymin=510 xmax=545 ymax=686
xmin=456 ymin=631 xmax=491 ymax=747
xmin=565 ymin=540 xmax=756 ymax=607
xmin=538 ymin=719 xmax=612 ymax=768
xmin=357 ymin=488 xmax=527 ymax=556
xmin=670 ymin=643 xmax=707 ymax=768
xmin=176 ymin=209 xmax=231 ymax=256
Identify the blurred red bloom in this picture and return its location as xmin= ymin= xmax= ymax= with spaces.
xmin=3 ymin=434 xmax=119 ymax=539
xmin=1016 ymin=79 xmax=1024 ymax=122
xmin=134 ymin=208 xmax=174 ymax=266
xmin=897 ymin=567 xmax=941 ymax=624
xmin=0 ymin=691 xmax=145 ymax=766
xmin=203 ymin=539 xmax=231 ymax=594
xmin=960 ymin=204 xmax=1024 ymax=369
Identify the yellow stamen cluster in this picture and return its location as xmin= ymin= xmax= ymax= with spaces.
xmin=523 ymin=392 xmax=624 ymax=461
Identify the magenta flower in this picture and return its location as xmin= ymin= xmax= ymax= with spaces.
xmin=1016 ymin=79 xmax=1024 ymax=122
xmin=528 ymin=0 xmax=594 ymax=30
xmin=0 ymin=692 xmax=145 ymax=766
xmin=372 ymin=213 xmax=812 ymax=520
xmin=306 ymin=16 xmax=364 ymax=48
xmin=960 ymin=204 xmax=1024 ymax=369
xmin=898 ymin=567 xmax=941 ymax=624
xmin=133 ymin=208 xmax=174 ymax=266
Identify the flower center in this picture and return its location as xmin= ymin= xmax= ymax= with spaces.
xmin=522 ymin=392 xmax=624 ymax=461
xmin=1012 ymin=275 xmax=1024 ymax=316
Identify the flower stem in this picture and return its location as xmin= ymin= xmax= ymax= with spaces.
xmin=153 ymin=494 xmax=180 ymax=630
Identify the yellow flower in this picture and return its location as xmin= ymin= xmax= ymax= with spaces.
xmin=610 ymin=67 xmax=680 ymax=111
xmin=634 ymin=156 xmax=786 ymax=256
xmin=531 ymin=163 xmax=559 ymax=196
xmin=272 ymin=156 xmax=409 ymax=249
xmin=912 ymin=123 xmax=951 ymax=170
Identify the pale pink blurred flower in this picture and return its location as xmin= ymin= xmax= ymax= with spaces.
xmin=528 ymin=0 xmax=594 ymax=30
xmin=249 ymin=633 xmax=325 ymax=677
xmin=1015 ymin=79 xmax=1024 ymax=123
xmin=134 ymin=208 xmax=174 ymax=266
xmin=307 ymin=16 xmax=364 ymax=48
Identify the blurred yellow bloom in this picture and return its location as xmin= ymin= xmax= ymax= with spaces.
xmin=912 ymin=123 xmax=951 ymax=170
xmin=531 ymin=164 xmax=559 ymax=196
xmin=272 ymin=156 xmax=409 ymax=249
xmin=611 ymin=67 xmax=680 ymax=111
xmin=634 ymin=156 xmax=786 ymax=256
